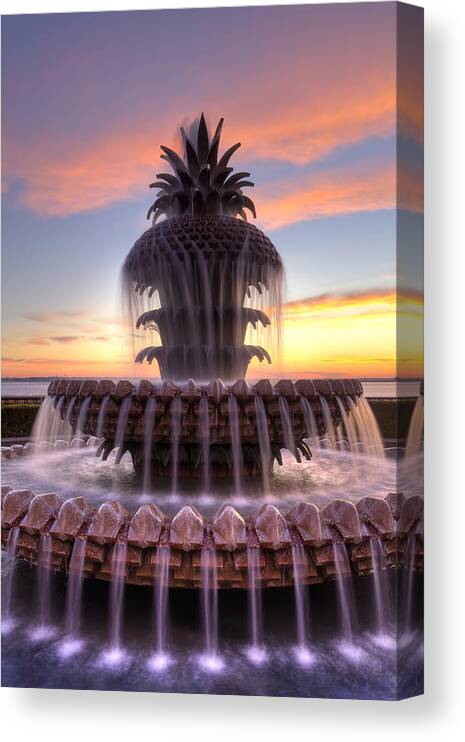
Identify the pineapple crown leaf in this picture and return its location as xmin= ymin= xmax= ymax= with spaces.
xmin=147 ymin=114 xmax=256 ymax=223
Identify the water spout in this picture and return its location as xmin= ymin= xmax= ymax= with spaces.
xmin=319 ymin=396 xmax=336 ymax=448
xmin=153 ymin=546 xmax=170 ymax=659
xmin=405 ymin=397 xmax=424 ymax=457
xmin=228 ymin=394 xmax=242 ymax=494
xmin=199 ymin=546 xmax=222 ymax=669
xmin=115 ymin=397 xmax=132 ymax=458
xmin=370 ymin=538 xmax=390 ymax=636
xmin=199 ymin=395 xmax=210 ymax=493
xmin=96 ymin=394 xmax=110 ymax=439
xmin=38 ymin=533 xmax=53 ymax=629
xmin=32 ymin=396 xmax=54 ymax=444
xmin=291 ymin=544 xmax=311 ymax=656
xmin=76 ymin=396 xmax=91 ymax=437
xmin=64 ymin=539 xmax=87 ymax=638
xmin=170 ymin=397 xmax=182 ymax=494
xmin=143 ymin=397 xmax=157 ymax=493
xmin=247 ymin=546 xmax=266 ymax=663
xmin=333 ymin=542 xmax=357 ymax=642
xmin=300 ymin=397 xmax=320 ymax=448
xmin=255 ymin=395 xmax=271 ymax=491
xmin=2 ymin=527 xmax=20 ymax=631
xmin=279 ymin=395 xmax=296 ymax=456
xmin=108 ymin=542 xmax=127 ymax=651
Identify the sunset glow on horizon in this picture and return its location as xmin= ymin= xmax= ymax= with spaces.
xmin=1 ymin=4 xmax=423 ymax=382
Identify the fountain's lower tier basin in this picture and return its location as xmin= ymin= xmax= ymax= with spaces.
xmin=1 ymin=487 xmax=423 ymax=589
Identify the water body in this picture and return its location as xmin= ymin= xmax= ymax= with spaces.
xmin=1 ymin=560 xmax=423 ymax=699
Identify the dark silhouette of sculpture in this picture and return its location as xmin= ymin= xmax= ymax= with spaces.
xmin=122 ymin=114 xmax=283 ymax=382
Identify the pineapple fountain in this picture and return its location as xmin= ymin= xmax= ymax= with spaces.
xmin=1 ymin=116 xmax=422 ymax=690
xmin=42 ymin=115 xmax=367 ymax=482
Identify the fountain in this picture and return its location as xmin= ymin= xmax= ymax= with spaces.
xmin=1 ymin=115 xmax=423 ymax=698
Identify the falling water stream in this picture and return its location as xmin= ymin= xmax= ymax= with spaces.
xmin=170 ymin=397 xmax=182 ymax=494
xmin=114 ymin=397 xmax=132 ymax=464
xmin=199 ymin=396 xmax=210 ymax=493
xmin=402 ymin=534 xmax=417 ymax=641
xmin=370 ymin=537 xmax=391 ymax=641
xmin=2 ymin=527 xmax=20 ymax=630
xmin=336 ymin=397 xmax=358 ymax=452
xmin=199 ymin=546 xmax=222 ymax=670
xmin=34 ymin=533 xmax=54 ymax=638
xmin=246 ymin=546 xmax=266 ymax=663
xmin=254 ymin=395 xmax=271 ymax=491
xmin=279 ymin=396 xmax=296 ymax=455
xmin=405 ymin=397 xmax=424 ymax=457
xmin=64 ymin=539 xmax=87 ymax=638
xmin=96 ymin=394 xmax=110 ymax=439
xmin=50 ymin=396 xmax=70 ymax=442
xmin=300 ymin=397 xmax=319 ymax=447
xmin=31 ymin=396 xmax=54 ymax=443
xmin=151 ymin=546 xmax=170 ymax=670
xmin=319 ymin=396 xmax=336 ymax=448
xmin=291 ymin=544 xmax=312 ymax=663
xmin=57 ymin=538 xmax=88 ymax=656
xmin=143 ymin=397 xmax=157 ymax=493
xmin=105 ymin=542 xmax=127 ymax=661
xmin=76 ymin=396 xmax=92 ymax=437
xmin=228 ymin=394 xmax=242 ymax=494
xmin=333 ymin=542 xmax=357 ymax=647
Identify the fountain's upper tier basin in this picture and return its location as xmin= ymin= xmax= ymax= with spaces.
xmin=46 ymin=377 xmax=362 ymax=448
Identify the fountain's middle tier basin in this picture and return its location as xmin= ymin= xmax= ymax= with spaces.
xmin=47 ymin=377 xmax=362 ymax=446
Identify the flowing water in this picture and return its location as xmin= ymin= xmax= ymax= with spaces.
xmin=33 ymin=395 xmax=72 ymax=444
xmin=247 ymin=546 xmax=266 ymax=663
xmin=31 ymin=396 xmax=54 ymax=443
xmin=406 ymin=397 xmax=424 ymax=457
xmin=37 ymin=533 xmax=53 ymax=629
xmin=200 ymin=547 xmax=221 ymax=669
xmin=2 ymin=389 xmax=422 ymax=695
xmin=291 ymin=544 xmax=312 ymax=661
xmin=254 ymin=395 xmax=271 ymax=492
xmin=143 ymin=397 xmax=156 ymax=493
xmin=319 ymin=396 xmax=336 ymax=448
xmin=199 ymin=396 xmax=210 ymax=493
xmin=336 ymin=397 xmax=358 ymax=452
xmin=370 ymin=537 xmax=391 ymax=639
xmin=279 ymin=395 xmax=296 ymax=456
xmin=2 ymin=527 xmax=20 ymax=630
xmin=76 ymin=396 xmax=92 ymax=437
xmin=107 ymin=542 xmax=127 ymax=653
xmin=402 ymin=535 xmax=417 ymax=639
xmin=348 ymin=398 xmax=384 ymax=457
xmin=64 ymin=539 xmax=87 ymax=638
xmin=170 ymin=397 xmax=182 ymax=494
xmin=114 ymin=397 xmax=132 ymax=463
xmin=96 ymin=394 xmax=110 ymax=439
xmin=300 ymin=397 xmax=320 ymax=448
xmin=228 ymin=394 xmax=242 ymax=494
xmin=152 ymin=546 xmax=171 ymax=662
xmin=333 ymin=542 xmax=357 ymax=644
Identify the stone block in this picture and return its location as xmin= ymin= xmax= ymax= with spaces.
xmin=20 ymin=492 xmax=62 ymax=534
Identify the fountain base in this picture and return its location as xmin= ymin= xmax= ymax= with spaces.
xmin=1 ymin=483 xmax=423 ymax=590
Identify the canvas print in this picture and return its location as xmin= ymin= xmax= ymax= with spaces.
xmin=1 ymin=2 xmax=424 ymax=700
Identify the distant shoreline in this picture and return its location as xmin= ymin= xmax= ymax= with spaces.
xmin=2 ymin=376 xmax=422 ymax=382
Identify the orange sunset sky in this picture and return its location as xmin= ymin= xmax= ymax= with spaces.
xmin=1 ymin=4 xmax=423 ymax=380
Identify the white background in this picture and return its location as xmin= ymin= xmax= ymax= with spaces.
xmin=1 ymin=0 xmax=464 ymax=739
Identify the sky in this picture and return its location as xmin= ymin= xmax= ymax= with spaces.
xmin=1 ymin=3 xmax=423 ymax=380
